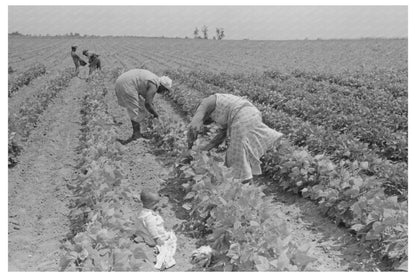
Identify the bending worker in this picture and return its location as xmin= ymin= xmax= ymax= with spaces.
xmin=115 ymin=69 xmax=172 ymax=143
xmin=82 ymin=50 xmax=102 ymax=75
xmin=187 ymin=93 xmax=283 ymax=182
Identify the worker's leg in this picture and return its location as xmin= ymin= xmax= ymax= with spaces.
xmin=127 ymin=109 xmax=142 ymax=139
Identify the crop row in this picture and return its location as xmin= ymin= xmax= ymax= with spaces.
xmin=8 ymin=63 xmax=47 ymax=97
xmin=180 ymin=70 xmax=407 ymax=163
xmin=165 ymin=70 xmax=407 ymax=195
xmin=8 ymin=68 xmax=73 ymax=168
xmin=249 ymin=72 xmax=407 ymax=132
xmin=264 ymin=68 xmax=408 ymax=98
xmin=147 ymin=117 xmax=316 ymax=271
xmin=61 ymin=71 xmax=151 ymax=271
xmin=161 ymin=78 xmax=408 ymax=270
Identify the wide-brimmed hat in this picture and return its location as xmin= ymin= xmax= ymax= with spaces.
xmin=159 ymin=76 xmax=172 ymax=91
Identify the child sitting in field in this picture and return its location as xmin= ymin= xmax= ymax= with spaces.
xmin=138 ymin=191 xmax=177 ymax=270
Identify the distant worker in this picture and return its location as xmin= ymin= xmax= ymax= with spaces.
xmin=187 ymin=93 xmax=283 ymax=183
xmin=115 ymin=69 xmax=172 ymax=144
xmin=70 ymin=46 xmax=86 ymax=76
xmin=82 ymin=50 xmax=102 ymax=75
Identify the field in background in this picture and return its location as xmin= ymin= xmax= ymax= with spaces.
xmin=9 ymin=36 xmax=407 ymax=74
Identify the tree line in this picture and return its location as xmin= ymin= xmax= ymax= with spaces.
xmin=193 ymin=26 xmax=225 ymax=40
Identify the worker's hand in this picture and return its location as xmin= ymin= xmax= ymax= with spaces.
xmin=187 ymin=128 xmax=198 ymax=149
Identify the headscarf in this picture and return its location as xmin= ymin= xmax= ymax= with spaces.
xmin=159 ymin=76 xmax=172 ymax=91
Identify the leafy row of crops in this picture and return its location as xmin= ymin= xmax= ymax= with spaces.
xmin=146 ymin=115 xmax=316 ymax=271
xmin=61 ymin=72 xmax=151 ymax=271
xmin=165 ymin=70 xmax=407 ymax=196
xmin=59 ymin=70 xmax=313 ymax=272
xmin=172 ymin=70 xmax=408 ymax=163
xmin=8 ymin=68 xmax=73 ymax=167
xmin=264 ymin=68 xmax=408 ymax=98
xmin=8 ymin=63 xmax=47 ymax=97
xmin=160 ymin=74 xmax=407 ymax=270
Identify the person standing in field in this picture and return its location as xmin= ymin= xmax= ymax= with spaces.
xmin=187 ymin=93 xmax=283 ymax=183
xmin=115 ymin=69 xmax=172 ymax=144
xmin=70 ymin=46 xmax=86 ymax=76
xmin=82 ymin=50 xmax=102 ymax=75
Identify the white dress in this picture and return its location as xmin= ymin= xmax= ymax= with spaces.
xmin=139 ymin=208 xmax=177 ymax=270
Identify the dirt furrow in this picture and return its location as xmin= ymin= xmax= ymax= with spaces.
xmin=8 ymin=78 xmax=85 ymax=271
xmin=101 ymin=75 xmax=197 ymax=271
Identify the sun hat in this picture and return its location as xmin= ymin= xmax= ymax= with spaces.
xmin=159 ymin=76 xmax=172 ymax=91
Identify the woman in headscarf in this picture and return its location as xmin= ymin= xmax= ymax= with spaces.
xmin=187 ymin=94 xmax=283 ymax=182
xmin=115 ymin=69 xmax=172 ymax=144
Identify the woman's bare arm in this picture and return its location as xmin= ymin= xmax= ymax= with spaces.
xmin=189 ymin=95 xmax=216 ymax=130
xmin=144 ymin=82 xmax=159 ymax=118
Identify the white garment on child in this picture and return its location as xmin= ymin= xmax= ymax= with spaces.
xmin=155 ymin=231 xmax=177 ymax=270
xmin=139 ymin=208 xmax=177 ymax=270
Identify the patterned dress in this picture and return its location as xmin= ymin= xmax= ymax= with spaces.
xmin=115 ymin=69 xmax=160 ymax=123
xmin=210 ymin=94 xmax=283 ymax=180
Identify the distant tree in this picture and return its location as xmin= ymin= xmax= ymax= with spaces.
xmin=212 ymin=36 xmax=216 ymax=40
xmin=9 ymin=31 xmax=23 ymax=36
xmin=216 ymin=28 xmax=225 ymax=40
xmin=193 ymin=27 xmax=200 ymax=39
xmin=201 ymin=25 xmax=208 ymax=39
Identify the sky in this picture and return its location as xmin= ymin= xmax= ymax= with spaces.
xmin=8 ymin=5 xmax=407 ymax=40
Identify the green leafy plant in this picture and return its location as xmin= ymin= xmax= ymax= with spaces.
xmin=8 ymin=63 xmax=47 ymax=97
